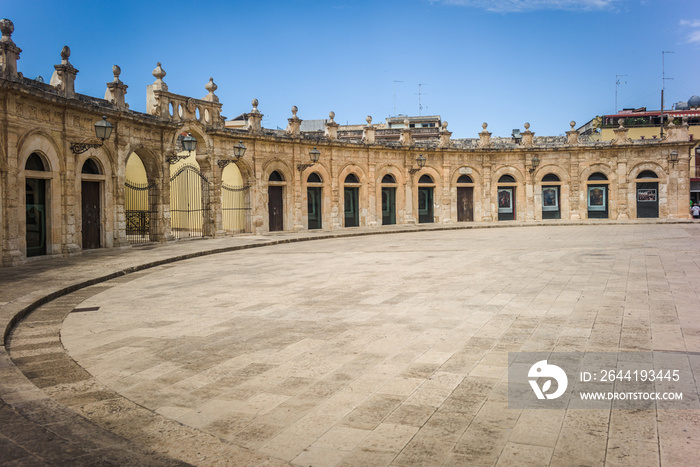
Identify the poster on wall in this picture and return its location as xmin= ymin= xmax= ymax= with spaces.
xmin=587 ymin=186 xmax=606 ymax=211
xmin=498 ymin=188 xmax=513 ymax=213
xmin=637 ymin=189 xmax=657 ymax=202
xmin=542 ymin=187 xmax=559 ymax=211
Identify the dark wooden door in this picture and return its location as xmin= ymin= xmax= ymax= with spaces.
xmin=418 ymin=187 xmax=434 ymax=223
xmin=26 ymin=178 xmax=47 ymax=257
xmin=81 ymin=181 xmax=101 ymax=249
xmin=381 ymin=187 xmax=396 ymax=225
xmin=268 ymin=186 xmax=283 ymax=231
xmin=344 ymin=187 xmax=359 ymax=227
xmin=457 ymin=187 xmax=473 ymax=222
xmin=636 ymin=182 xmax=659 ymax=218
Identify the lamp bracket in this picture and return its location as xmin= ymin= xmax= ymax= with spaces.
xmin=70 ymin=141 xmax=104 ymax=155
xmin=217 ymin=159 xmax=236 ymax=169
xmin=408 ymin=167 xmax=421 ymax=175
xmin=167 ymin=153 xmax=191 ymax=165
xmin=297 ymin=162 xmax=314 ymax=172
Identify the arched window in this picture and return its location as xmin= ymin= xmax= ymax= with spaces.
xmin=637 ymin=170 xmax=658 ymax=179
xmin=381 ymin=174 xmax=396 ymax=183
xmin=588 ymin=172 xmax=608 ymax=181
xmin=498 ymin=175 xmax=515 ymax=183
xmin=307 ymin=172 xmax=322 ymax=183
xmin=81 ymin=158 xmax=101 ymax=175
xmin=542 ymin=173 xmax=560 ymax=182
xmin=25 ymin=153 xmax=46 ymax=171
xmin=345 ymin=173 xmax=360 ymax=184
xmin=269 ymin=171 xmax=284 ymax=182
xmin=457 ymin=174 xmax=473 ymax=183
xmin=419 ymin=174 xmax=433 ymax=184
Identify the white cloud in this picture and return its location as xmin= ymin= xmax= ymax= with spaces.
xmin=680 ymin=19 xmax=700 ymax=44
xmin=430 ymin=0 xmax=623 ymax=12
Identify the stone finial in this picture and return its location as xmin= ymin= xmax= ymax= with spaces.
xmin=479 ymin=122 xmax=492 ymax=148
xmin=0 ymin=18 xmax=15 ymax=43
xmin=105 ymin=64 xmax=128 ymax=110
xmin=618 ymin=118 xmax=625 ymax=128
xmin=286 ymin=105 xmax=302 ymax=137
xmin=439 ymin=121 xmax=452 ymax=148
xmin=566 ymin=120 xmax=579 ymax=145
xmin=203 ymin=77 xmax=218 ymax=103
xmin=151 ymin=62 xmax=167 ymax=91
xmin=404 ymin=118 xmax=410 ymax=127
xmin=366 ymin=115 xmax=372 ymax=125
xmin=50 ymin=45 xmax=78 ymax=98
xmin=400 ymin=119 xmax=413 ymax=146
xmin=0 ymin=18 xmax=21 ymax=79
xmin=612 ymin=119 xmax=631 ymax=144
xmin=524 ymin=122 xmax=530 ymax=130
xmin=325 ymin=111 xmax=339 ymax=139
xmin=246 ymin=98 xmax=263 ymax=133
xmin=522 ymin=122 xmax=534 ymax=146
xmin=362 ymin=115 xmax=375 ymax=144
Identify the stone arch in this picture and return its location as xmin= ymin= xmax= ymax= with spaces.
xmin=450 ymin=166 xmax=482 ymax=222
xmin=262 ymin=159 xmax=293 ymax=232
xmin=125 ymin=145 xmax=163 ymax=182
xmin=375 ymin=164 xmax=406 ymax=225
xmin=532 ymin=164 xmax=570 ymax=220
xmin=339 ymin=164 xmax=368 ymax=228
xmin=18 ymin=131 xmax=62 ymax=258
xmin=628 ymin=162 xmax=668 ymax=219
xmin=76 ymin=147 xmax=115 ymax=249
xmin=580 ymin=163 xmax=617 ymax=220
xmin=412 ymin=166 xmax=442 ymax=224
xmin=301 ymin=163 xmax=331 ymax=230
xmin=491 ymin=166 xmax=524 ymax=221
xmin=171 ymin=123 xmax=213 ymax=155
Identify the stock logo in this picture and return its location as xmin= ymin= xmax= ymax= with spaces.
xmin=528 ymin=360 xmax=568 ymax=400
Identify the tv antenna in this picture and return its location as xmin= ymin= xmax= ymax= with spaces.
xmin=661 ymin=51 xmax=674 ymax=138
xmin=615 ymin=74 xmax=627 ymax=113
xmin=417 ymin=83 xmax=428 ymax=116
xmin=393 ymin=80 xmax=403 ymax=117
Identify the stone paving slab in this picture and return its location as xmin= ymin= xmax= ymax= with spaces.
xmin=1 ymin=220 xmax=699 ymax=465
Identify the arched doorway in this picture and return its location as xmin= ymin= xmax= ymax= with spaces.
xmin=381 ymin=174 xmax=397 ymax=225
xmin=80 ymin=158 xmax=103 ymax=249
xmin=636 ymin=170 xmax=659 ymax=218
xmin=307 ymin=172 xmax=323 ymax=230
xmin=456 ymin=174 xmax=474 ymax=222
xmin=541 ymin=173 xmax=561 ymax=220
xmin=222 ymin=163 xmax=249 ymax=233
xmin=25 ymin=153 xmax=49 ymax=257
xmin=344 ymin=173 xmax=361 ymax=227
xmin=497 ymin=174 xmax=517 ymax=221
xmin=417 ymin=174 xmax=435 ymax=223
xmin=125 ymin=153 xmax=159 ymax=244
xmin=587 ymin=172 xmax=609 ymax=219
xmin=268 ymin=170 xmax=285 ymax=231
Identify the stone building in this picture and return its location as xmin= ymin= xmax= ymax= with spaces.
xmin=0 ymin=19 xmax=694 ymax=266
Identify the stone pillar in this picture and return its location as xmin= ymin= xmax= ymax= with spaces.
xmin=616 ymin=159 xmax=629 ymax=220
xmin=1 ymin=125 xmax=22 ymax=264
xmin=566 ymin=121 xmax=580 ymax=145
xmin=362 ymin=116 xmax=375 ymax=144
xmin=246 ymin=99 xmax=264 ymax=133
xmin=439 ymin=121 xmax=452 ymax=148
xmin=105 ymin=65 xmax=129 ymax=110
xmin=482 ymin=160 xmax=493 ymax=221
xmin=521 ymin=123 xmax=534 ymax=147
xmin=665 ymin=118 xmax=690 ymax=142
xmin=0 ymin=19 xmax=21 ymax=80
xmin=146 ymin=62 xmax=168 ymax=116
xmin=325 ymin=111 xmax=339 ymax=140
xmin=400 ymin=119 xmax=413 ymax=146
xmin=478 ymin=123 xmax=492 ymax=148
xmin=50 ymin=46 xmax=78 ymax=99
xmin=286 ymin=106 xmax=302 ymax=137
xmin=612 ymin=119 xmax=631 ymax=144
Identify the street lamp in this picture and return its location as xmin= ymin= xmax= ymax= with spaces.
xmin=168 ymin=133 xmax=197 ymax=164
xmin=529 ymin=155 xmax=540 ymax=174
xmin=668 ymin=150 xmax=678 ymax=168
xmin=218 ymin=140 xmax=248 ymax=169
xmin=297 ymin=147 xmax=321 ymax=172
xmin=70 ymin=116 xmax=113 ymax=154
xmin=409 ymin=154 xmax=426 ymax=175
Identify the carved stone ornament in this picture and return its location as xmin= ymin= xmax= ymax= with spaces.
xmin=186 ymin=98 xmax=196 ymax=113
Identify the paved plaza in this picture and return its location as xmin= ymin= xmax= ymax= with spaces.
xmin=2 ymin=222 xmax=700 ymax=466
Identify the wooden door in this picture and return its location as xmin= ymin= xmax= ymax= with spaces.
xmin=457 ymin=187 xmax=473 ymax=222
xmin=418 ymin=187 xmax=434 ymax=223
xmin=307 ymin=187 xmax=322 ymax=229
xmin=268 ymin=185 xmax=283 ymax=231
xmin=344 ymin=187 xmax=359 ymax=227
xmin=381 ymin=187 xmax=396 ymax=225
xmin=82 ymin=181 xmax=101 ymax=249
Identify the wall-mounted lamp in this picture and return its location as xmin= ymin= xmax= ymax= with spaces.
xmin=408 ymin=154 xmax=426 ymax=175
xmin=218 ymin=140 xmax=247 ymax=169
xmin=70 ymin=116 xmax=113 ymax=154
xmin=529 ymin=155 xmax=540 ymax=174
xmin=167 ymin=133 xmax=197 ymax=164
xmin=297 ymin=146 xmax=321 ymax=172
xmin=668 ymin=150 xmax=678 ymax=168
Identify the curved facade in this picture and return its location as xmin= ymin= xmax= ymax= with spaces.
xmin=0 ymin=19 xmax=694 ymax=265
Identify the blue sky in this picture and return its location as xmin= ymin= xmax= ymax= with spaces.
xmin=4 ymin=0 xmax=699 ymax=138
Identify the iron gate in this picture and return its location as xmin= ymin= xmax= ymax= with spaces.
xmin=222 ymin=183 xmax=250 ymax=233
xmin=125 ymin=179 xmax=158 ymax=244
xmin=170 ymin=164 xmax=210 ymax=239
